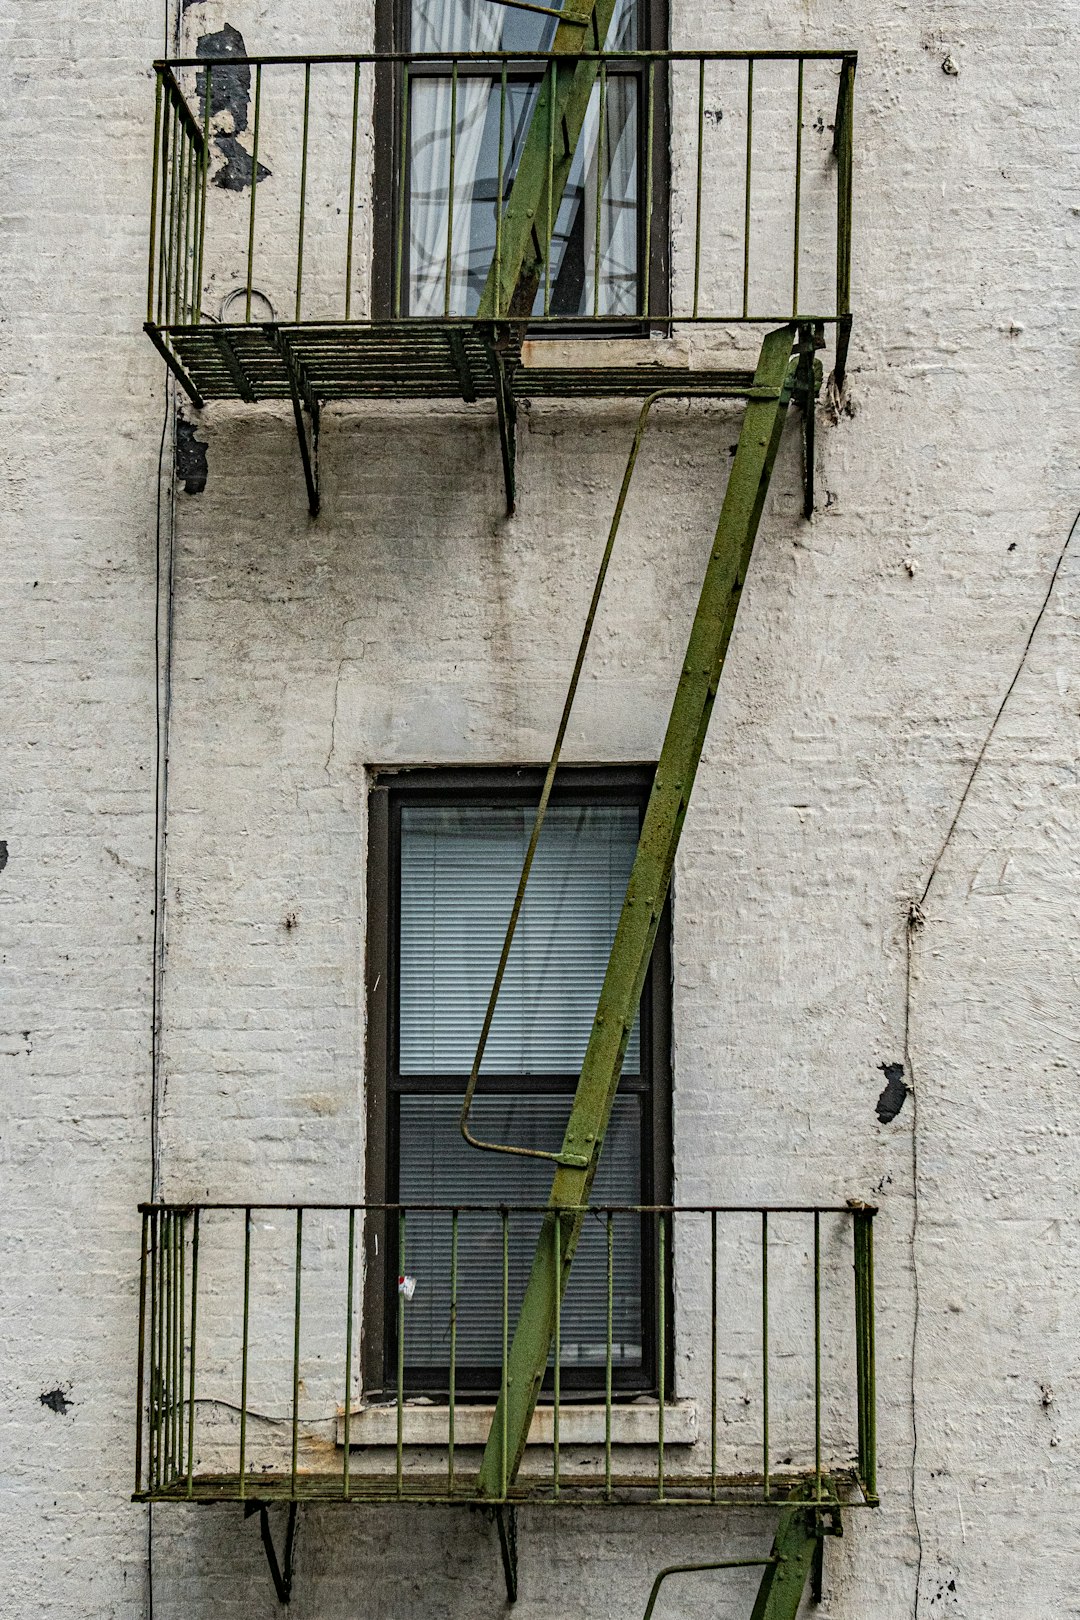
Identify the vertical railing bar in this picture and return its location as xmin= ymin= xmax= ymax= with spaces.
xmin=290 ymin=1207 xmax=303 ymax=1496
xmin=295 ymin=61 xmax=312 ymax=322
xmin=854 ymin=1214 xmax=864 ymax=1482
xmin=604 ymin=1212 xmax=613 ymax=1500
xmin=156 ymin=1211 xmax=166 ymax=1487
xmin=395 ymin=64 xmax=409 ymax=318
xmin=174 ymin=1211 xmax=184 ymax=1480
xmin=186 ymin=1209 xmax=199 ymax=1497
xmin=444 ymin=61 xmax=458 ymax=318
xmin=147 ymin=75 xmax=163 ymax=324
xmin=168 ymin=1212 xmax=177 ymax=1479
xmin=710 ymin=1209 xmax=717 ymax=1501
xmin=136 ymin=1210 xmax=149 ymax=1493
xmin=593 ymin=62 xmax=606 ymax=319
xmin=156 ymin=94 xmax=172 ymax=326
xmin=642 ymin=59 xmax=654 ymax=318
xmin=836 ymin=56 xmax=855 ymax=321
xmin=245 ymin=63 xmax=262 ymax=323
xmin=345 ymin=61 xmax=361 ymax=321
xmin=163 ymin=1212 xmax=173 ymax=1482
xmin=814 ymin=1210 xmax=822 ymax=1502
xmin=761 ymin=1210 xmax=769 ymax=1500
xmin=656 ymin=1211 xmax=666 ymax=1502
xmin=168 ymin=104 xmax=182 ymax=329
xmin=864 ymin=1214 xmax=877 ymax=1500
xmin=495 ymin=64 xmax=507 ymax=319
xmin=343 ymin=1208 xmax=356 ymax=1499
xmin=175 ymin=126 xmax=189 ymax=329
xmin=792 ymin=58 xmax=804 ymax=317
xmin=194 ymin=65 xmax=212 ymax=325
xmin=180 ymin=126 xmax=194 ymax=324
xmin=552 ymin=1214 xmax=561 ymax=1499
xmin=238 ymin=1208 xmax=251 ymax=1498
xmin=396 ymin=1211 xmax=405 ymax=1498
xmin=501 ymin=1209 xmax=509 ymax=1501
xmin=544 ymin=61 xmax=555 ymax=315
xmin=448 ymin=1210 xmax=458 ymax=1498
xmin=692 ymin=57 xmax=704 ymax=319
xmin=742 ymin=59 xmax=753 ymax=320
xmin=149 ymin=1211 xmax=160 ymax=1489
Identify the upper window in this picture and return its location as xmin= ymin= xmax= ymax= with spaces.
xmin=365 ymin=766 xmax=672 ymax=1396
xmin=377 ymin=0 xmax=668 ymax=321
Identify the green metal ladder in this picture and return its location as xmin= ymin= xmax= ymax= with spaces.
xmin=458 ymin=7 xmax=841 ymax=1615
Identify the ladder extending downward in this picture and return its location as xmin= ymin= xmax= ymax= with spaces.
xmin=460 ymin=9 xmax=838 ymax=1614
xmin=470 ymin=321 xmax=799 ymax=1501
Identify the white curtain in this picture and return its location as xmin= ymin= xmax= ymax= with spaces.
xmin=572 ymin=79 xmax=639 ymax=317
xmin=408 ymin=0 xmax=506 ymax=315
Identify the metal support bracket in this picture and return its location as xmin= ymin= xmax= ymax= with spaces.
xmin=485 ymin=331 xmax=520 ymax=517
xmin=794 ymin=323 xmax=825 ymax=519
xmin=270 ymin=328 xmax=321 ymax=518
xmin=494 ymin=1504 xmax=519 ymax=1604
xmin=245 ymin=1502 xmax=298 ymax=1605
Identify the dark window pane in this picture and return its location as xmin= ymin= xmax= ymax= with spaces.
xmin=398 ymin=1094 xmax=642 ymax=1369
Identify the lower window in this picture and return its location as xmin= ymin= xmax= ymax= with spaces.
xmin=364 ymin=766 xmax=672 ymax=1397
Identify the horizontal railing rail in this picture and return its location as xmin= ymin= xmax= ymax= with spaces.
xmin=135 ymin=1200 xmax=876 ymax=1508
xmin=147 ymin=49 xmax=855 ymax=338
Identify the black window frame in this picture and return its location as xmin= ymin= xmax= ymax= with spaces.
xmin=372 ymin=0 xmax=671 ymax=330
xmin=363 ymin=764 xmax=673 ymax=1400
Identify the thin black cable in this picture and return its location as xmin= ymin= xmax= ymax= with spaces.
xmin=150 ymin=16 xmax=178 ymax=1611
xmin=903 ymin=507 xmax=1078 ymax=1617
xmin=150 ymin=387 xmax=171 ymax=1201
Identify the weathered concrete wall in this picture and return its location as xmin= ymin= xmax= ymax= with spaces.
xmin=2 ymin=0 xmax=1078 ymax=1615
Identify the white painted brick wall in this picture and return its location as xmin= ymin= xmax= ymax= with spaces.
xmin=1 ymin=0 xmax=1077 ymax=1614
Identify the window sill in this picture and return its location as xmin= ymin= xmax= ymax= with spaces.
xmin=337 ymin=1399 xmax=697 ymax=1450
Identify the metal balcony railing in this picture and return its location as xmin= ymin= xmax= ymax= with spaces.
xmin=145 ymin=50 xmax=855 ymax=406
xmin=135 ymin=1201 xmax=876 ymax=1510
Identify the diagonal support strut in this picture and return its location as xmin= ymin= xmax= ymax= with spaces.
xmin=474 ymin=323 xmax=800 ymax=1498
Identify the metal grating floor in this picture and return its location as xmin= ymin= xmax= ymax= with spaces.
xmin=150 ymin=321 xmax=760 ymax=408
xmin=136 ymin=1468 xmax=859 ymax=1509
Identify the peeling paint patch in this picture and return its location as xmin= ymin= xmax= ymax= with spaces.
xmin=175 ymin=418 xmax=209 ymax=495
xmin=213 ymin=133 xmax=271 ymax=193
xmin=875 ymin=1062 xmax=909 ymax=1123
xmin=196 ymin=25 xmax=272 ymax=192
xmin=40 ymin=1388 xmax=72 ymax=1416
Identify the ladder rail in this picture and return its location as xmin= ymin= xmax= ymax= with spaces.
xmin=474 ymin=323 xmax=799 ymax=1497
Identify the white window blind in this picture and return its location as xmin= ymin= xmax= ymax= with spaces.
xmin=399 ymin=1094 xmax=643 ymax=1369
xmin=399 ymin=803 xmax=641 ymax=1076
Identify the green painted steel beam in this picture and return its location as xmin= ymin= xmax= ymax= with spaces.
xmin=748 ymin=1499 xmax=826 ymax=1620
xmin=475 ymin=0 xmax=621 ymax=321
xmin=475 ymin=323 xmax=798 ymax=1497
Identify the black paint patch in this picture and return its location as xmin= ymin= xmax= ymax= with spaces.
xmin=196 ymin=25 xmax=250 ymax=125
xmin=196 ymin=25 xmax=272 ymax=192
xmin=875 ymin=1062 xmax=909 ymax=1124
xmin=40 ymin=1388 xmax=72 ymax=1416
xmin=212 ymin=133 xmax=271 ymax=192
xmin=0 ymin=840 xmax=7 ymax=872
xmin=175 ymin=417 xmax=209 ymax=495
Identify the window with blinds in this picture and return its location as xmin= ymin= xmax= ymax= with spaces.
xmin=365 ymin=768 xmax=671 ymax=1395
xmin=398 ymin=803 xmax=641 ymax=1075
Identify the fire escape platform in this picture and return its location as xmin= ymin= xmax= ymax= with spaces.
xmin=135 ymin=1466 xmax=860 ymax=1509
xmin=149 ymin=320 xmax=762 ymax=409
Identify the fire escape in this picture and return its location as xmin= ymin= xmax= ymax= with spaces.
xmin=138 ymin=12 xmax=875 ymax=1616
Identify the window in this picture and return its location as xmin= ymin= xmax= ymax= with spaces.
xmin=374 ymin=0 xmax=669 ymax=322
xmin=364 ymin=766 xmax=672 ymax=1396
